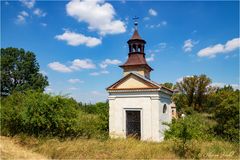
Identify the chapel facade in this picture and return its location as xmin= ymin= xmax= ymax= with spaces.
xmin=106 ymin=21 xmax=174 ymax=142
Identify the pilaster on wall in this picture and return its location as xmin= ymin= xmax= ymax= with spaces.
xmin=108 ymin=98 xmax=115 ymax=136
xmin=151 ymin=96 xmax=161 ymax=141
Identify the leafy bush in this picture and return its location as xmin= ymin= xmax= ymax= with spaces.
xmin=79 ymin=102 xmax=109 ymax=133
xmin=0 ymin=91 xmax=109 ymax=139
xmin=165 ymin=114 xmax=212 ymax=140
xmin=213 ymin=89 xmax=239 ymax=142
xmin=164 ymin=114 xmax=214 ymax=158
xmin=1 ymin=91 xmax=80 ymax=137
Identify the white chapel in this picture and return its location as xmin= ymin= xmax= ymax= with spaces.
xmin=106 ymin=21 xmax=175 ymax=142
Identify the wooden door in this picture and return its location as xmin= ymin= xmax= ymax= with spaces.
xmin=126 ymin=111 xmax=141 ymax=139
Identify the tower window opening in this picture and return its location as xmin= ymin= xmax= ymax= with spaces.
xmin=137 ymin=47 xmax=141 ymax=52
xmin=137 ymin=45 xmax=141 ymax=52
xmin=132 ymin=44 xmax=137 ymax=52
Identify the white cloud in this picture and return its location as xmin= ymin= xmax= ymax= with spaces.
xmin=192 ymin=30 xmax=197 ymax=34
xmin=197 ymin=38 xmax=240 ymax=58
xmin=33 ymin=8 xmax=47 ymax=17
xmin=48 ymin=62 xmax=72 ymax=73
xmin=183 ymin=39 xmax=198 ymax=52
xmin=146 ymin=42 xmax=167 ymax=55
xmin=159 ymin=42 xmax=167 ymax=49
xmin=143 ymin=17 xmax=150 ymax=21
xmin=70 ymin=59 xmax=96 ymax=70
xmin=161 ymin=21 xmax=167 ymax=26
xmin=146 ymin=54 xmax=155 ymax=62
xmin=40 ymin=23 xmax=47 ymax=27
xmin=48 ymin=59 xmax=96 ymax=73
xmin=39 ymin=70 xmax=47 ymax=75
xmin=19 ymin=0 xmax=35 ymax=9
xmin=91 ymin=90 xmax=101 ymax=95
xmin=68 ymin=87 xmax=78 ymax=90
xmin=145 ymin=21 xmax=167 ymax=29
xmin=90 ymin=72 xmax=100 ymax=76
xmin=120 ymin=0 xmax=126 ymax=4
xmin=55 ymin=30 xmax=102 ymax=47
xmin=90 ymin=70 xmax=109 ymax=76
xmin=68 ymin=79 xmax=84 ymax=83
xmin=101 ymin=70 xmax=109 ymax=74
xmin=66 ymin=0 xmax=126 ymax=35
xmin=45 ymin=86 xmax=52 ymax=92
xmin=20 ymin=11 xmax=29 ymax=17
xmin=211 ymin=82 xmax=239 ymax=90
xmin=100 ymin=59 xmax=122 ymax=69
xmin=149 ymin=8 xmax=157 ymax=16
xmin=176 ymin=75 xmax=193 ymax=82
xmin=16 ymin=11 xmax=29 ymax=24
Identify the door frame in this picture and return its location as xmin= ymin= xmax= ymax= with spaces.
xmin=123 ymin=108 xmax=143 ymax=140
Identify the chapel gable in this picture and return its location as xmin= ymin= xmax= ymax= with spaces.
xmin=107 ymin=73 xmax=160 ymax=90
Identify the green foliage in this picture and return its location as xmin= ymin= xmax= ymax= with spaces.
xmin=172 ymin=94 xmax=188 ymax=113
xmin=77 ymin=113 xmax=108 ymax=139
xmin=164 ymin=114 xmax=212 ymax=158
xmin=213 ymin=87 xmax=239 ymax=142
xmin=0 ymin=91 xmax=109 ymax=139
xmin=1 ymin=47 xmax=48 ymax=96
xmin=1 ymin=91 xmax=79 ymax=137
xmin=165 ymin=114 xmax=212 ymax=140
xmin=79 ymin=102 xmax=109 ymax=133
xmin=176 ymin=74 xmax=211 ymax=112
xmin=173 ymin=74 xmax=239 ymax=142
xmin=161 ymin=82 xmax=174 ymax=89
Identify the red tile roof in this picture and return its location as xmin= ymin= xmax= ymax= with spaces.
xmin=120 ymin=53 xmax=153 ymax=70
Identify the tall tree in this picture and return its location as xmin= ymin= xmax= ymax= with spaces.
xmin=176 ymin=76 xmax=198 ymax=107
xmin=176 ymin=75 xmax=211 ymax=111
xmin=1 ymin=47 xmax=48 ymax=96
xmin=195 ymin=75 xmax=211 ymax=111
xmin=162 ymin=82 xmax=174 ymax=89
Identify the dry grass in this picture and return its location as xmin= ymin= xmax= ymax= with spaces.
xmin=1 ymin=135 xmax=239 ymax=159
xmin=34 ymin=138 xmax=177 ymax=159
xmin=0 ymin=136 xmax=47 ymax=160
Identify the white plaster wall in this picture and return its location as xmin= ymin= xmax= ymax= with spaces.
xmin=108 ymin=91 xmax=172 ymax=142
xmin=159 ymin=93 xmax=172 ymax=141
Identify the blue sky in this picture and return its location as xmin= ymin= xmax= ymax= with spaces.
xmin=2 ymin=0 xmax=239 ymax=103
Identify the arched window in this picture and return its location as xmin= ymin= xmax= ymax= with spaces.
xmin=163 ymin=104 xmax=167 ymax=113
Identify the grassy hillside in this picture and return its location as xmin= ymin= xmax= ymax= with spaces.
xmin=1 ymin=135 xmax=238 ymax=159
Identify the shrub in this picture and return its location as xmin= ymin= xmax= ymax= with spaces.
xmin=213 ymin=89 xmax=239 ymax=142
xmin=1 ymin=91 xmax=81 ymax=137
xmin=165 ymin=114 xmax=212 ymax=140
xmin=164 ymin=114 xmax=214 ymax=158
xmin=1 ymin=91 xmax=109 ymax=139
xmin=79 ymin=102 xmax=109 ymax=133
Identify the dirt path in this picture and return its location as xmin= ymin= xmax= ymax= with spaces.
xmin=0 ymin=136 xmax=47 ymax=160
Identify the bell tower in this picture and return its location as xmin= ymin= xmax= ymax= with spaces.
xmin=120 ymin=17 xmax=153 ymax=79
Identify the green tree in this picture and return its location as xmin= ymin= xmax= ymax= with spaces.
xmin=162 ymin=82 xmax=174 ymax=89
xmin=176 ymin=75 xmax=211 ymax=112
xmin=213 ymin=86 xmax=239 ymax=142
xmin=176 ymin=76 xmax=198 ymax=107
xmin=195 ymin=75 xmax=212 ymax=111
xmin=1 ymin=47 xmax=48 ymax=96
